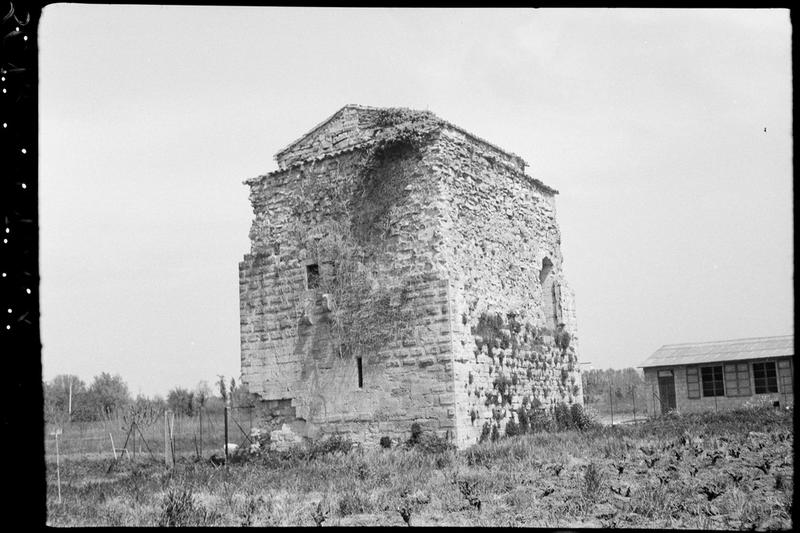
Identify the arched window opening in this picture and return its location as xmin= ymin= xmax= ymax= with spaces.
xmin=539 ymin=257 xmax=558 ymax=331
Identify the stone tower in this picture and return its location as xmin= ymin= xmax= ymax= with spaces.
xmin=240 ymin=105 xmax=581 ymax=449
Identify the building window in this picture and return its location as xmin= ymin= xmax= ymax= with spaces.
xmin=724 ymin=363 xmax=751 ymax=397
xmin=305 ymin=264 xmax=320 ymax=289
xmin=701 ymin=366 xmax=724 ymax=397
xmin=686 ymin=366 xmax=700 ymax=399
xmin=356 ymin=357 xmax=363 ymax=389
xmin=753 ymin=362 xmax=778 ymax=394
xmin=777 ymin=359 xmax=793 ymax=395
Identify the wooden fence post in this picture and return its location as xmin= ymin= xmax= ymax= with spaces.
xmin=609 ymin=387 xmax=614 ymax=426
xmin=164 ymin=410 xmax=170 ymax=468
xmin=51 ymin=428 xmax=62 ymax=504
xmin=224 ymin=402 xmax=230 ymax=462
xmin=169 ymin=412 xmax=176 ymax=467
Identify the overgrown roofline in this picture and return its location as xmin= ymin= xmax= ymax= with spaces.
xmin=248 ymin=104 xmax=558 ymax=195
xmin=274 ymin=104 xmax=530 ymax=170
xmin=246 ymin=141 xmax=558 ymax=196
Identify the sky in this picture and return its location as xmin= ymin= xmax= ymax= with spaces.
xmin=39 ymin=7 xmax=793 ymax=397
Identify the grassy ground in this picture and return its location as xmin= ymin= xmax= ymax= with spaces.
xmin=45 ymin=406 xmax=793 ymax=528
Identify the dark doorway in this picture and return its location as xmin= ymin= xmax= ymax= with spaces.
xmin=658 ymin=373 xmax=676 ymax=414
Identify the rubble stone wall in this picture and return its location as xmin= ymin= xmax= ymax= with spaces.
xmin=428 ymin=126 xmax=583 ymax=447
xmin=240 ymin=145 xmax=457 ymax=446
xmin=241 ymin=107 xmax=582 ymax=449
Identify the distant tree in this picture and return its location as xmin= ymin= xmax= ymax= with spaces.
xmin=132 ymin=393 xmax=166 ymax=414
xmin=149 ymin=394 xmax=167 ymax=412
xmin=166 ymin=387 xmax=195 ymax=417
xmin=86 ymin=372 xmax=130 ymax=420
xmin=232 ymin=380 xmax=253 ymax=408
xmin=43 ymin=374 xmax=87 ymax=423
xmin=581 ymin=368 xmax=645 ymax=406
xmin=217 ymin=375 xmax=228 ymax=403
xmin=44 ymin=381 xmax=67 ymax=425
xmin=125 ymin=394 xmax=164 ymax=430
xmin=194 ymin=380 xmax=212 ymax=412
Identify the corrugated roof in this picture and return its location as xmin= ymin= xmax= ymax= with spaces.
xmin=640 ymin=335 xmax=794 ymax=368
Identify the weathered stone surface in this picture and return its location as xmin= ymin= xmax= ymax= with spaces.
xmin=240 ymin=105 xmax=581 ymax=449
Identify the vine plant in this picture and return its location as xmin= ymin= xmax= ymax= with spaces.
xmin=259 ymin=108 xmax=445 ymax=363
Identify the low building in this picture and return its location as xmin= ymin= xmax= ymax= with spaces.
xmin=640 ymin=335 xmax=793 ymax=415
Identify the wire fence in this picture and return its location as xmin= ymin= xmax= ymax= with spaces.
xmin=44 ymin=385 xmax=671 ymax=461
xmin=44 ymin=405 xmax=256 ymax=462
xmin=582 ymin=384 xmax=656 ymax=425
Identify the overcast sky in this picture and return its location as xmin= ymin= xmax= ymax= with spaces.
xmin=39 ymin=7 xmax=793 ymax=397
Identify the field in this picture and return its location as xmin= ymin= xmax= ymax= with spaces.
xmin=45 ymin=406 xmax=793 ymax=528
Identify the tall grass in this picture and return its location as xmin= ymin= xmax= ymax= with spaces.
xmin=46 ymin=406 xmax=793 ymax=527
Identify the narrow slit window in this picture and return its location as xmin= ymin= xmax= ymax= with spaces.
xmin=305 ymin=264 xmax=320 ymax=289
xmin=357 ymin=357 xmax=363 ymax=388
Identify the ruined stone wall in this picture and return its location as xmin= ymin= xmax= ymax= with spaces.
xmin=428 ymin=127 xmax=583 ymax=447
xmin=240 ymin=144 xmax=458 ymax=446
xmin=242 ymin=107 xmax=582 ymax=449
xmin=275 ymin=106 xmax=369 ymax=170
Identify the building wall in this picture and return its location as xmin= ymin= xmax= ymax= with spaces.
xmin=274 ymin=106 xmax=369 ymax=170
xmin=429 ymin=127 xmax=582 ymax=447
xmin=241 ymin=110 xmax=582 ymax=449
xmin=643 ymin=356 xmax=794 ymax=415
xmin=240 ymin=145 xmax=457 ymax=446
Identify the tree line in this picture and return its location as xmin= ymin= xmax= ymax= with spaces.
xmin=43 ymin=372 xmax=254 ymax=424
xmin=580 ymin=367 xmax=647 ymax=405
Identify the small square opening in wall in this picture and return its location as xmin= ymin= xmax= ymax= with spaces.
xmin=357 ymin=357 xmax=363 ymax=388
xmin=305 ymin=264 xmax=320 ymax=289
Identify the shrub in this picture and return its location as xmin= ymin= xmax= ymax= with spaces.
xmin=554 ymin=403 xmax=574 ymax=430
xmin=479 ymin=422 xmax=491 ymax=443
xmin=379 ymin=436 xmax=392 ymax=449
xmin=158 ymin=487 xmax=217 ymax=526
xmin=583 ymin=462 xmax=604 ymax=499
xmin=505 ymin=418 xmax=520 ymax=438
xmin=405 ymin=426 xmax=455 ymax=455
xmin=464 ymin=446 xmax=493 ymax=467
xmin=518 ymin=407 xmax=530 ymax=435
xmin=306 ymin=434 xmax=353 ymax=458
xmin=528 ymin=409 xmax=554 ymax=433
xmin=337 ymin=490 xmax=371 ymax=516
xmin=408 ymin=423 xmax=423 ymax=445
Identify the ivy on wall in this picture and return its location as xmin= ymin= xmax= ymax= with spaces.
xmin=258 ymin=108 xmax=448 ymax=363
xmin=469 ymin=311 xmax=581 ymax=437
